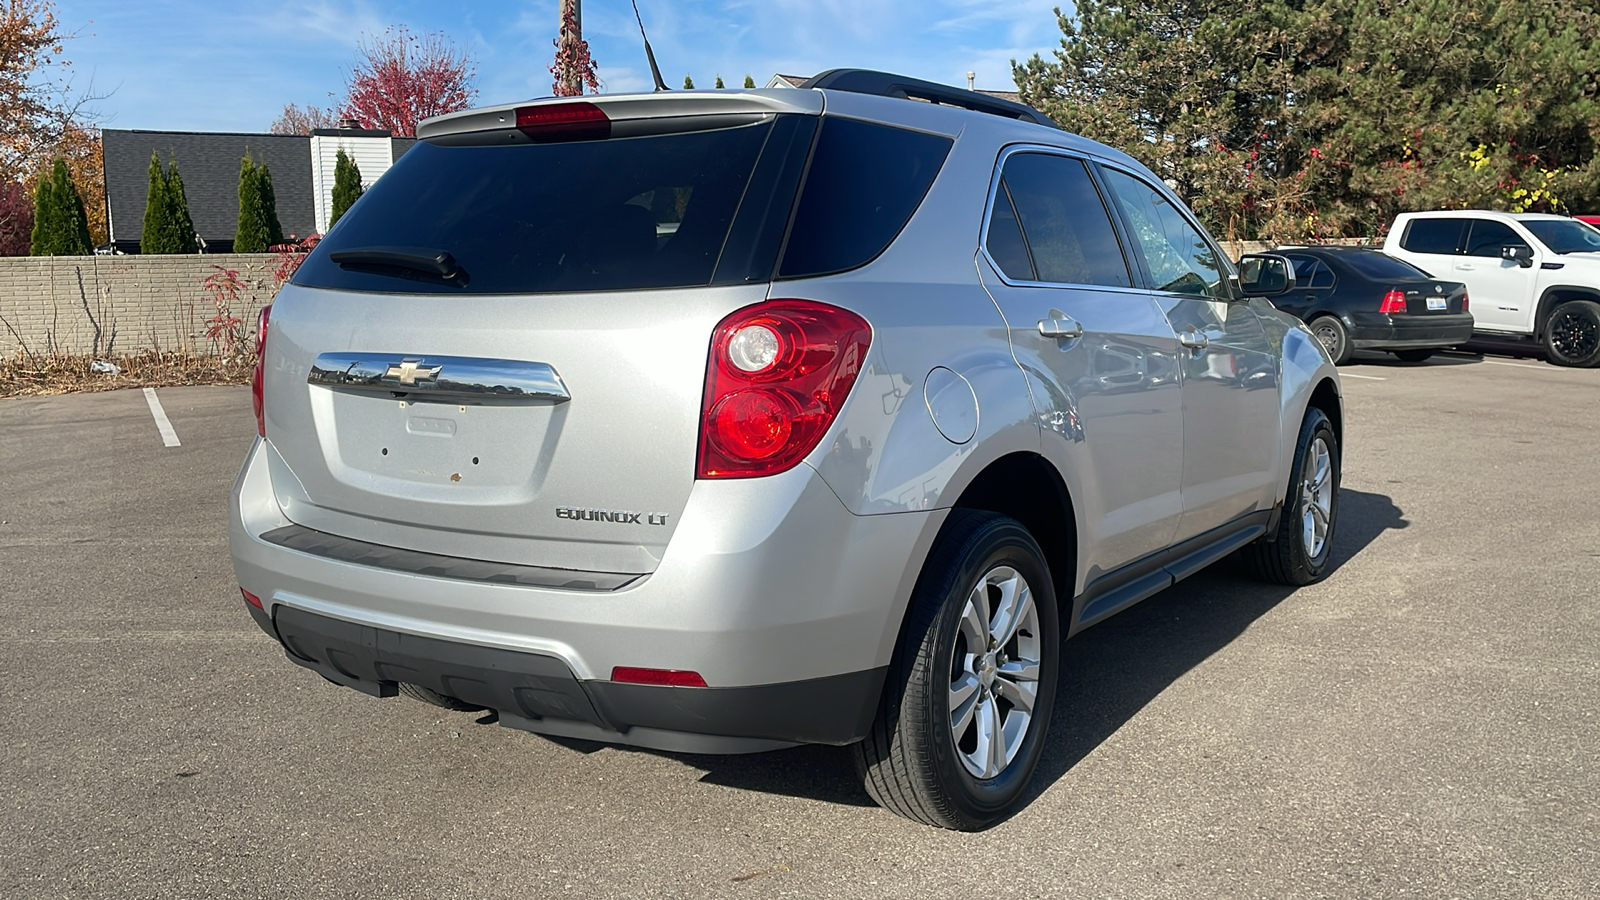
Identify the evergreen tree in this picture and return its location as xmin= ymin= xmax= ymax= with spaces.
xmin=683 ymin=75 xmax=695 ymax=89
xmin=743 ymin=74 xmax=756 ymax=89
xmin=329 ymin=148 xmax=364 ymax=229
xmin=234 ymin=155 xmax=267 ymax=253
xmin=140 ymin=153 xmax=198 ymax=254
xmin=715 ymin=75 xmax=725 ymax=89
xmin=30 ymin=158 xmax=91 ymax=256
xmin=257 ymin=162 xmax=284 ymax=246
xmin=140 ymin=152 xmax=169 ymax=254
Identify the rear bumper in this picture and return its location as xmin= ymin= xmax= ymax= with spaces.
xmin=1348 ymin=312 xmax=1475 ymax=349
xmin=230 ymin=439 xmax=937 ymax=751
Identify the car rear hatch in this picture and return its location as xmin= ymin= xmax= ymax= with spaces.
xmin=260 ymin=92 xmax=825 ymax=578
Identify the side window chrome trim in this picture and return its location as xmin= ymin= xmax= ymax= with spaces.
xmin=977 ymin=143 xmax=1142 ymax=293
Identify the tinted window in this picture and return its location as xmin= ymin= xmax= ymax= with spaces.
xmin=994 ymin=154 xmax=1130 ymax=287
xmin=1338 ymin=251 xmax=1431 ymax=280
xmin=985 ymin=185 xmax=1035 ymax=280
xmin=778 ymin=118 xmax=952 ymax=278
xmin=1524 ymin=219 xmax=1600 ymax=254
xmin=1100 ymin=168 xmax=1226 ymax=298
xmin=1286 ymin=257 xmax=1335 ymax=289
xmin=296 ymin=122 xmax=776 ymax=294
xmin=1464 ymin=220 xmax=1529 ymax=257
xmin=1400 ymin=218 xmax=1466 ymax=254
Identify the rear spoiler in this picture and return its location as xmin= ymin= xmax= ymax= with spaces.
xmin=417 ymin=91 xmax=824 ymax=143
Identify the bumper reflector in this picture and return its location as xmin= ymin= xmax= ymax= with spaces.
xmin=611 ymin=666 xmax=708 ymax=688
xmin=241 ymin=588 xmax=263 ymax=610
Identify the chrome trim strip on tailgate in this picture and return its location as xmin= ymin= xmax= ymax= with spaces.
xmin=260 ymin=524 xmax=641 ymax=591
xmin=307 ymin=352 xmax=570 ymax=401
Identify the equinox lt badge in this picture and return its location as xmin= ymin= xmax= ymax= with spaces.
xmin=556 ymin=507 xmax=670 ymax=526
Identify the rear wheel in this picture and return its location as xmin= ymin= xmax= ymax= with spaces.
xmin=1392 ymin=349 xmax=1434 ymax=363
xmin=854 ymin=510 xmax=1060 ymax=830
xmin=1543 ymin=300 xmax=1600 ymax=367
xmin=398 ymin=682 xmax=485 ymax=712
xmin=1244 ymin=408 xmax=1339 ymax=586
xmin=1309 ymin=316 xmax=1352 ymax=365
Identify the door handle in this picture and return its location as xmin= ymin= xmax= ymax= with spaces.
xmin=1179 ymin=329 xmax=1209 ymax=351
xmin=1457 ymin=264 xmax=1476 ymax=271
xmin=1038 ymin=316 xmax=1084 ymax=339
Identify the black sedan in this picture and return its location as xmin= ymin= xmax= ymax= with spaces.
xmin=1269 ymin=246 xmax=1474 ymax=364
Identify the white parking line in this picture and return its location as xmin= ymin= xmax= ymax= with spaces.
xmin=1341 ymin=373 xmax=1387 ymax=380
xmin=142 ymin=387 xmax=181 ymax=447
xmin=1479 ymin=359 xmax=1560 ymax=372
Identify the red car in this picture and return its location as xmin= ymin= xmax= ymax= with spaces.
xmin=1575 ymin=215 xmax=1600 ymax=227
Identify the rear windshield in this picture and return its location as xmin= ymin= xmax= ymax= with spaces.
xmin=294 ymin=113 xmax=952 ymax=295
xmin=295 ymin=121 xmax=781 ymax=295
xmin=1337 ymin=251 xmax=1431 ymax=280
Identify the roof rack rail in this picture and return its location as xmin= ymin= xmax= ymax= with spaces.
xmin=799 ymin=69 xmax=1058 ymax=129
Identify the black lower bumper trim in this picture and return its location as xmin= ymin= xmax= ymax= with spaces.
xmin=269 ymin=606 xmax=885 ymax=750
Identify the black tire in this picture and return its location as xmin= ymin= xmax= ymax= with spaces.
xmin=1392 ymin=349 xmax=1434 ymax=363
xmin=1543 ymin=300 xmax=1600 ymax=368
xmin=1244 ymin=407 xmax=1340 ymax=586
xmin=398 ymin=682 xmax=485 ymax=712
xmin=853 ymin=510 xmax=1061 ymax=830
xmin=1309 ymin=316 xmax=1352 ymax=365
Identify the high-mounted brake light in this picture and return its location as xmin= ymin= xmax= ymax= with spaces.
xmin=697 ymin=300 xmax=872 ymax=479
xmin=515 ymin=102 xmax=611 ymax=142
xmin=1379 ymin=290 xmax=1407 ymax=314
xmin=611 ymin=667 xmax=708 ymax=688
xmin=251 ymin=305 xmax=272 ymax=437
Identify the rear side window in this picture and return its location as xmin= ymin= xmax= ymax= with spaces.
xmin=1400 ymin=218 xmax=1466 ymax=255
xmin=1464 ymin=220 xmax=1530 ymax=257
xmin=989 ymin=153 xmax=1131 ymax=287
xmin=295 ymin=121 xmax=780 ymax=295
xmin=1339 ymin=251 xmax=1430 ymax=280
xmin=1285 ymin=256 xmax=1335 ymax=289
xmin=778 ymin=118 xmax=952 ymax=278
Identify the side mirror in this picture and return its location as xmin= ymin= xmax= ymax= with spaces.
xmin=1237 ymin=253 xmax=1297 ymax=297
xmin=1502 ymin=245 xmax=1534 ymax=268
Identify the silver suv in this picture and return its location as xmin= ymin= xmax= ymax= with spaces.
xmin=231 ymin=70 xmax=1343 ymax=830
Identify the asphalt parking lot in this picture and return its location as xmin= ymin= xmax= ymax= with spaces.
xmin=2 ymin=351 xmax=1597 ymax=899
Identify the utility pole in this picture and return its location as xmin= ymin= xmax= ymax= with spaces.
xmin=559 ymin=0 xmax=582 ymax=96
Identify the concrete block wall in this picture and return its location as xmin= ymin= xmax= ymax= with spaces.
xmin=0 ymin=254 xmax=282 ymax=358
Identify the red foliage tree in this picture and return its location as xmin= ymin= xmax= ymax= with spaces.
xmin=340 ymin=26 xmax=476 ymax=137
xmin=0 ymin=179 xmax=33 ymax=255
xmin=549 ymin=1 xmax=599 ymax=97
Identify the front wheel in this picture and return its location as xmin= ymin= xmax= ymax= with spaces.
xmin=854 ymin=510 xmax=1060 ymax=830
xmin=1244 ymin=407 xmax=1340 ymax=586
xmin=1392 ymin=349 xmax=1434 ymax=363
xmin=1543 ymin=300 xmax=1600 ymax=367
xmin=1309 ymin=316 xmax=1352 ymax=365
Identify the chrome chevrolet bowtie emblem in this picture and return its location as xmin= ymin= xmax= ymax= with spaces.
xmin=384 ymin=359 xmax=442 ymax=386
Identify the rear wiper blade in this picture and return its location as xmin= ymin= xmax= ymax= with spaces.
xmin=328 ymin=246 xmax=468 ymax=285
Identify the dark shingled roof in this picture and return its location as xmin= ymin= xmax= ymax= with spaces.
xmin=102 ymin=129 xmax=316 ymax=248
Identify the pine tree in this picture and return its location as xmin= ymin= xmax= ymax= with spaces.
xmin=165 ymin=157 xmax=199 ymax=254
xmin=743 ymin=74 xmax=756 ymax=89
xmin=257 ymin=162 xmax=284 ymax=246
xmin=234 ymin=155 xmax=267 ymax=253
xmin=714 ymin=75 xmax=724 ymax=89
xmin=683 ymin=75 xmax=694 ymax=89
xmin=329 ymin=148 xmax=364 ymax=229
xmin=30 ymin=158 xmax=91 ymax=256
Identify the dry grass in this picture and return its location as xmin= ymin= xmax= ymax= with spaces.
xmin=0 ymin=350 xmax=253 ymax=397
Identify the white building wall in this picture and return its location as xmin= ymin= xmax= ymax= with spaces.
xmin=309 ymin=135 xmax=397 ymax=235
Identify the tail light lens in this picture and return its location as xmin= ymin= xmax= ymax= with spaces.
xmin=251 ymin=304 xmax=271 ymax=437
xmin=1379 ymin=291 xmax=1407 ymax=314
xmin=611 ymin=667 xmax=708 ymax=687
xmin=1461 ymin=291 xmax=1469 ymax=312
xmin=697 ymin=300 xmax=872 ymax=479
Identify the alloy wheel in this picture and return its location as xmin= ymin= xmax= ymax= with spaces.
xmin=1549 ymin=309 xmax=1599 ymax=362
xmin=948 ymin=566 xmax=1042 ymax=780
xmin=1300 ymin=436 xmax=1334 ymax=559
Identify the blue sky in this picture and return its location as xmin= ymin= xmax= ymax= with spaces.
xmin=52 ymin=0 xmax=1071 ymax=133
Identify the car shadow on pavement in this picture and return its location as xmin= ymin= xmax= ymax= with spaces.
xmin=545 ymin=489 xmax=1407 ymax=815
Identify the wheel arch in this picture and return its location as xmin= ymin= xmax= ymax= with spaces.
xmin=948 ymin=452 xmax=1078 ymax=617
xmin=1535 ymin=286 xmax=1600 ymax=339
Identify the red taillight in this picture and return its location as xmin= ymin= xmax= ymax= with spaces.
xmin=515 ymin=102 xmax=610 ymax=142
xmin=240 ymin=588 xmax=263 ymax=610
xmin=1461 ymin=291 xmax=1469 ymax=312
xmin=1379 ymin=291 xmax=1407 ymax=314
xmin=251 ymin=305 xmax=271 ymax=437
xmin=697 ymin=300 xmax=872 ymax=479
xmin=611 ymin=667 xmax=708 ymax=688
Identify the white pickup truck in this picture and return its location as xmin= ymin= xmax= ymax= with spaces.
xmin=1383 ymin=211 xmax=1600 ymax=367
